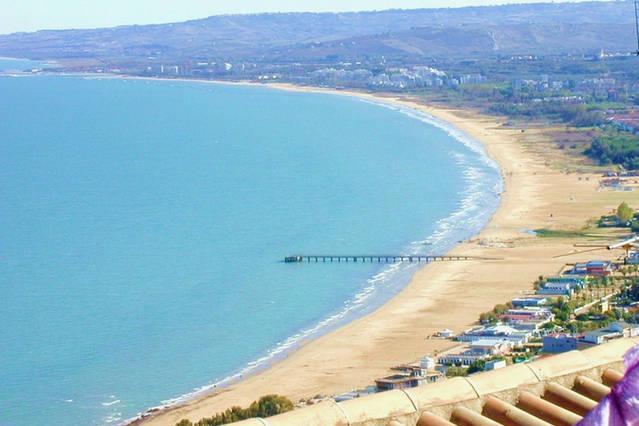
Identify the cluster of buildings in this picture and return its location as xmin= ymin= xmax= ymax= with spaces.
xmin=363 ymin=241 xmax=638 ymax=398
xmin=536 ymin=263 xmax=615 ymax=297
xmin=307 ymin=66 xmax=486 ymax=90
xmin=543 ymin=321 xmax=639 ymax=353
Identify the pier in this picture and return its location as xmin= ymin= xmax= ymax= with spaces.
xmin=284 ymin=255 xmax=499 ymax=263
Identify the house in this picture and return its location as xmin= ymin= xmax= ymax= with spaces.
xmin=457 ymin=324 xmax=530 ymax=344
xmin=586 ymin=261 xmax=613 ymax=277
xmin=579 ymin=321 xmax=638 ymax=345
xmin=626 ymin=251 xmax=639 ymax=265
xmin=537 ymin=282 xmax=573 ymax=296
xmin=580 ymin=329 xmax=622 ymax=345
xmin=375 ymin=374 xmax=424 ymax=391
xmin=500 ymin=308 xmax=554 ymax=323
xmin=568 ymin=263 xmax=588 ymax=276
xmin=608 ymin=321 xmax=639 ymax=338
xmin=437 ymin=351 xmax=491 ymax=366
xmin=469 ymin=339 xmax=515 ymax=355
xmin=546 ymin=275 xmax=586 ymax=289
xmin=375 ymin=366 xmax=443 ymax=391
xmin=512 ymin=297 xmax=548 ymax=308
xmin=543 ymin=334 xmax=578 ymax=353
xmin=435 ymin=329 xmax=455 ymax=338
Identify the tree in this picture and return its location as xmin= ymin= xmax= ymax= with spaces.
xmin=617 ymin=202 xmax=634 ymax=224
xmin=468 ymin=359 xmax=487 ymax=374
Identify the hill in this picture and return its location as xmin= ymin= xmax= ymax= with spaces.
xmin=0 ymin=1 xmax=635 ymax=65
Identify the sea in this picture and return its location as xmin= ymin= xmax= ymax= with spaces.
xmin=0 ymin=58 xmax=502 ymax=425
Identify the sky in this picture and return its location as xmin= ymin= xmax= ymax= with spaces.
xmin=0 ymin=0 xmax=588 ymax=34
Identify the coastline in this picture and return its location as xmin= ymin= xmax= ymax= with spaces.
xmin=103 ymin=78 xmax=629 ymax=425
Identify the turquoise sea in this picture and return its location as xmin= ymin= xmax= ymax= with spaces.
xmin=0 ymin=59 xmax=501 ymax=425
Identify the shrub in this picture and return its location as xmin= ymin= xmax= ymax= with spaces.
xmin=176 ymin=395 xmax=294 ymax=426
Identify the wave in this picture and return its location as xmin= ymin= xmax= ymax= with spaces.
xmin=125 ymin=96 xmax=504 ymax=425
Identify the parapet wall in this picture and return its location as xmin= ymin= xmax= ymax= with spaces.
xmin=229 ymin=337 xmax=638 ymax=426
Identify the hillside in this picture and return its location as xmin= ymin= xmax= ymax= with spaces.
xmin=0 ymin=1 xmax=635 ymax=64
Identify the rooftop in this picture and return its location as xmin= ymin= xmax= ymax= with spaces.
xmin=229 ymin=337 xmax=638 ymax=426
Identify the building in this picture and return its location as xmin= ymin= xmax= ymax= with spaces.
xmin=543 ymin=334 xmax=578 ymax=353
xmin=435 ymin=329 xmax=455 ymax=338
xmin=586 ymin=261 xmax=613 ymax=277
xmin=580 ymin=329 xmax=622 ymax=345
xmin=626 ymin=251 xmax=639 ymax=265
xmin=375 ymin=366 xmax=443 ymax=391
xmin=511 ymin=297 xmax=548 ymax=308
xmin=469 ymin=339 xmax=515 ymax=355
xmin=546 ymin=275 xmax=586 ymax=289
xmin=580 ymin=322 xmax=639 ymax=345
xmin=457 ymin=324 xmax=530 ymax=344
xmin=438 ymin=338 xmax=514 ymax=367
xmin=568 ymin=262 xmax=589 ymax=276
xmin=437 ymin=351 xmax=491 ymax=366
xmin=609 ymin=321 xmax=639 ymax=338
xmin=500 ymin=308 xmax=554 ymax=323
xmin=537 ymin=282 xmax=573 ymax=296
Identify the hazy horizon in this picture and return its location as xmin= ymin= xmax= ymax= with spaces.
xmin=0 ymin=0 xmax=609 ymax=35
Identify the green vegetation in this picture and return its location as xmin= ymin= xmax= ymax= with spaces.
xmin=445 ymin=366 xmax=469 ymax=377
xmin=467 ymin=359 xmax=486 ymax=374
xmin=479 ymin=302 xmax=513 ymax=324
xmin=489 ymin=102 xmax=605 ymax=128
xmin=176 ymin=395 xmax=294 ymax=426
xmin=617 ymin=202 xmax=635 ymax=224
xmin=533 ymin=229 xmax=588 ymax=239
xmin=585 ymin=130 xmax=639 ymax=170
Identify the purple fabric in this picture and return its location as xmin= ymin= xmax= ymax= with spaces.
xmin=577 ymin=344 xmax=639 ymax=426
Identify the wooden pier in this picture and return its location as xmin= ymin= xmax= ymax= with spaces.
xmin=284 ymin=255 xmax=499 ymax=263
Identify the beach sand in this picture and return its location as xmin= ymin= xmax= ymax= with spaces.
xmin=139 ymin=83 xmax=632 ymax=426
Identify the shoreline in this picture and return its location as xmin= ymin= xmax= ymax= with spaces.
xmin=131 ymin=78 xmax=630 ymax=426
xmin=117 ymin=77 xmax=505 ymax=423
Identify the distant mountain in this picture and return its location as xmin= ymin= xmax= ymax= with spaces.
xmin=0 ymin=1 xmax=635 ymax=64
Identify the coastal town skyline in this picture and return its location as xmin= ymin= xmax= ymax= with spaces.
xmin=1 ymin=0 xmax=596 ymax=34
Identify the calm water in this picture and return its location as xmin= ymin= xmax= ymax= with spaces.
xmin=0 ymin=62 xmax=501 ymax=425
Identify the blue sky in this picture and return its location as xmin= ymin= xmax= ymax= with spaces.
xmin=1 ymin=0 xmax=585 ymax=34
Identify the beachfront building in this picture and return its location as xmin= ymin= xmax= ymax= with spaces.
xmin=469 ymin=339 xmax=515 ymax=355
xmin=375 ymin=365 xmax=443 ymax=391
xmin=537 ymin=282 xmax=573 ymax=296
xmin=500 ymin=308 xmax=554 ymax=323
xmin=438 ymin=339 xmax=514 ymax=366
xmin=627 ymin=251 xmax=639 ymax=265
xmin=586 ymin=260 xmax=613 ymax=277
xmin=546 ymin=275 xmax=587 ymax=289
xmin=437 ymin=351 xmax=491 ymax=366
xmin=435 ymin=329 xmax=455 ymax=338
xmin=567 ymin=262 xmax=589 ymax=276
xmin=457 ymin=324 xmax=531 ymax=344
xmin=543 ymin=333 xmax=578 ymax=353
xmin=511 ymin=297 xmax=548 ymax=308
xmin=580 ymin=322 xmax=639 ymax=345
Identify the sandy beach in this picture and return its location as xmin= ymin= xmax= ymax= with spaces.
xmin=138 ymin=82 xmax=631 ymax=426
